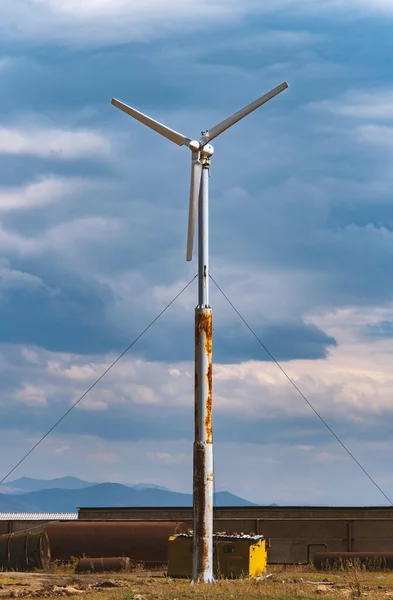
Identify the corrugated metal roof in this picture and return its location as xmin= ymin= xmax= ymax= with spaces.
xmin=0 ymin=513 xmax=78 ymax=521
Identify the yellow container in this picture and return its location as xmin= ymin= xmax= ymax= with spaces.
xmin=167 ymin=533 xmax=267 ymax=579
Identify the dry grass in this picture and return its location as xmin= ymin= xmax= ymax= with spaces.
xmin=2 ymin=564 xmax=393 ymax=600
xmin=0 ymin=577 xmax=27 ymax=586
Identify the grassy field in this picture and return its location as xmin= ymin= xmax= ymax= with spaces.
xmin=2 ymin=564 xmax=393 ymax=600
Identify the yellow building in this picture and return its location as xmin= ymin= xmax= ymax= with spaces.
xmin=167 ymin=533 xmax=268 ymax=579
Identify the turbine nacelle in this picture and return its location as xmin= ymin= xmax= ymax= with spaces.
xmin=111 ymin=81 xmax=288 ymax=261
xmin=200 ymin=144 xmax=214 ymax=158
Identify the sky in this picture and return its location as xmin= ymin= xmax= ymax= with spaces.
xmin=1 ymin=0 xmax=393 ymax=506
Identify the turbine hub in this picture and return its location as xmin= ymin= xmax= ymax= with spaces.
xmin=201 ymin=144 xmax=214 ymax=158
xmin=188 ymin=140 xmax=200 ymax=152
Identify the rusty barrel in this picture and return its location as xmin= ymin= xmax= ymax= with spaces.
xmin=314 ymin=552 xmax=393 ymax=570
xmin=76 ymin=556 xmax=131 ymax=573
xmin=44 ymin=521 xmax=189 ymax=564
xmin=0 ymin=531 xmax=51 ymax=571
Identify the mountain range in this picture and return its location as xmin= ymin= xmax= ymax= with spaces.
xmin=0 ymin=477 xmax=255 ymax=512
xmin=0 ymin=476 xmax=170 ymax=495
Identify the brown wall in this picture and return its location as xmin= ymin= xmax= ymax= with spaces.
xmin=0 ymin=521 xmax=48 ymax=535
xmin=76 ymin=507 xmax=393 ymax=564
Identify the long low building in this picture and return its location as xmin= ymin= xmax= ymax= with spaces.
xmin=77 ymin=506 xmax=393 ymax=564
xmin=2 ymin=507 xmax=393 ymax=564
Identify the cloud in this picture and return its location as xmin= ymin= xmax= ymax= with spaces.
xmin=0 ymin=177 xmax=78 ymax=211
xmin=14 ymin=383 xmax=47 ymax=406
xmin=0 ymin=301 xmax=392 ymax=446
xmin=0 ymin=176 xmax=336 ymax=360
xmin=0 ymin=302 xmax=392 ymax=502
xmin=363 ymin=321 xmax=393 ymax=339
xmin=0 ymin=223 xmax=34 ymax=255
xmin=306 ymin=89 xmax=393 ymax=157
xmin=0 ymin=86 xmax=390 ymax=365
xmin=336 ymin=0 xmax=393 ymax=15
xmin=356 ymin=125 xmax=393 ymax=149
xmin=0 ymin=0 xmax=392 ymax=49
xmin=0 ymin=125 xmax=111 ymax=158
xmin=0 ymin=260 xmax=55 ymax=296
xmin=308 ymin=90 xmax=393 ymax=120
xmin=0 ymin=278 xmax=122 ymax=353
xmin=37 ymin=0 xmax=245 ymax=20
xmin=0 ymin=212 xmax=124 ymax=353
xmin=0 ymin=0 xmax=258 ymax=47
xmin=283 ymin=0 xmax=393 ymax=16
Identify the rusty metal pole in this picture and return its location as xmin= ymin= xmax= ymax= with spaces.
xmin=192 ymin=150 xmax=214 ymax=583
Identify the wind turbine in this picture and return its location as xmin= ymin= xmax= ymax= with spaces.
xmin=111 ymin=81 xmax=288 ymax=583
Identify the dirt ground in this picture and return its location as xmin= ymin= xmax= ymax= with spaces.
xmin=2 ymin=565 xmax=393 ymax=600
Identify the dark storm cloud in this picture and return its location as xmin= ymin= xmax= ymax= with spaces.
xmin=0 ymin=270 xmax=124 ymax=354
xmin=126 ymin=308 xmax=336 ymax=363
xmin=212 ymin=320 xmax=336 ymax=362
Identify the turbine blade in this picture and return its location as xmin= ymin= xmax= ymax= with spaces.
xmin=111 ymin=98 xmax=190 ymax=146
xmin=186 ymin=153 xmax=202 ymax=262
xmin=200 ymin=82 xmax=288 ymax=144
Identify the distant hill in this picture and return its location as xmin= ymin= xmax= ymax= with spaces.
xmin=0 ymin=482 xmax=255 ymax=512
xmin=2 ymin=476 xmax=96 ymax=494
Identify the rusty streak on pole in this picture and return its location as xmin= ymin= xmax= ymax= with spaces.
xmin=192 ymin=155 xmax=214 ymax=583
